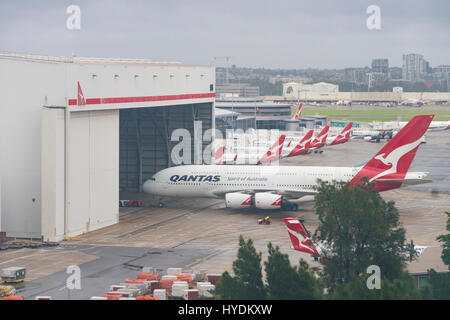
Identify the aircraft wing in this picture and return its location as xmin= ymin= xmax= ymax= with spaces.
xmin=276 ymin=189 xmax=317 ymax=199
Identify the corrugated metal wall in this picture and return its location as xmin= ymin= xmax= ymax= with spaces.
xmin=119 ymin=103 xmax=213 ymax=191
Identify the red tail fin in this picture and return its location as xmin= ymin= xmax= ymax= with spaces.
xmin=77 ymin=82 xmax=86 ymax=106
xmin=331 ymin=122 xmax=352 ymax=145
xmin=300 ymin=129 xmax=314 ymax=148
xmin=282 ymin=218 xmax=319 ymax=256
xmin=269 ymin=134 xmax=286 ymax=151
xmin=350 ymin=115 xmax=434 ymax=191
xmin=293 ymin=102 xmax=303 ymax=120
xmin=257 ymin=135 xmax=286 ymax=165
xmin=311 ymin=125 xmax=330 ymax=146
xmin=214 ymin=146 xmax=226 ymax=165
xmin=287 ymin=130 xmax=313 ymax=157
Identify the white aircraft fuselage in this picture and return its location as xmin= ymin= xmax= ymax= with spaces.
xmin=143 ymin=164 xmax=359 ymax=199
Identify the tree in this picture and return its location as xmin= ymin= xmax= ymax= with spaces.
xmin=426 ymin=269 xmax=450 ymax=300
xmin=215 ymin=236 xmax=267 ymax=300
xmin=425 ymin=211 xmax=450 ymax=299
xmin=264 ymin=243 xmax=323 ymax=300
xmin=330 ymin=271 xmax=424 ymax=300
xmin=437 ymin=211 xmax=450 ymax=267
xmin=314 ymin=179 xmax=412 ymax=292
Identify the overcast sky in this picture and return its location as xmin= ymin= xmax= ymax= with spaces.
xmin=0 ymin=0 xmax=448 ymax=69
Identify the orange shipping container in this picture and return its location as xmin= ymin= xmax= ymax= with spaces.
xmin=125 ymin=278 xmax=147 ymax=284
xmin=159 ymin=279 xmax=174 ymax=289
xmin=137 ymin=272 xmax=159 ymax=281
xmin=3 ymin=295 xmax=24 ymax=300
xmin=136 ymin=296 xmax=158 ymax=300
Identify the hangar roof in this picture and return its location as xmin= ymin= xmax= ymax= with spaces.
xmin=0 ymin=53 xmax=206 ymax=67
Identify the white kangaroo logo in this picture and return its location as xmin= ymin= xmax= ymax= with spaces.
xmin=369 ymin=136 xmax=423 ymax=182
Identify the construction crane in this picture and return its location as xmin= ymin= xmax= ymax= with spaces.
xmin=213 ymin=56 xmax=232 ymax=84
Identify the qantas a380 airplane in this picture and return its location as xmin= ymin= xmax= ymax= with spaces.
xmin=143 ymin=115 xmax=433 ymax=211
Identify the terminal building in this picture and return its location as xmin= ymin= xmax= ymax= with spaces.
xmin=215 ymin=97 xmax=296 ymax=131
xmin=0 ymin=53 xmax=215 ymax=241
xmin=215 ymin=97 xmax=326 ymax=131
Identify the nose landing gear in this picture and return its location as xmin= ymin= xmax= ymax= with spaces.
xmin=157 ymin=198 xmax=166 ymax=208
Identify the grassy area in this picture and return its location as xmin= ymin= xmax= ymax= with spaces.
xmin=327 ymin=116 xmax=450 ymax=122
xmin=292 ymin=108 xmax=450 ymax=122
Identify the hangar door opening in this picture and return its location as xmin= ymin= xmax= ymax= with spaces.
xmin=119 ymin=103 xmax=213 ymax=192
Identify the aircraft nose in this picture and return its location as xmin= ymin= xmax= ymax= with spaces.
xmin=142 ymin=179 xmax=155 ymax=194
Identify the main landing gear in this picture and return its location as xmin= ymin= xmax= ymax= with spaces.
xmin=282 ymin=201 xmax=298 ymax=211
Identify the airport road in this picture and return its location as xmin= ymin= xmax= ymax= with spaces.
xmin=1 ymin=130 xmax=448 ymax=299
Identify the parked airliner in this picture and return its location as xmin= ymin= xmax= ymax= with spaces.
xmin=283 ymin=218 xmax=428 ymax=261
xmin=143 ymin=115 xmax=433 ymax=211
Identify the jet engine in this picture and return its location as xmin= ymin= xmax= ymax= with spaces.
xmin=254 ymin=193 xmax=282 ymax=210
xmin=225 ymin=192 xmax=253 ymax=208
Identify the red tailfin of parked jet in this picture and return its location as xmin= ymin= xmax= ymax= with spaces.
xmin=310 ymin=125 xmax=330 ymax=149
xmin=330 ymin=122 xmax=353 ymax=145
xmin=257 ymin=134 xmax=286 ymax=165
xmin=350 ymin=115 xmax=434 ymax=191
xmin=287 ymin=129 xmax=314 ymax=157
xmin=282 ymin=218 xmax=319 ymax=256
xmin=214 ymin=146 xmax=226 ymax=165
xmin=293 ymin=103 xmax=303 ymax=120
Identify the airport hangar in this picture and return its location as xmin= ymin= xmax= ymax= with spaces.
xmin=0 ymin=54 xmax=215 ymax=242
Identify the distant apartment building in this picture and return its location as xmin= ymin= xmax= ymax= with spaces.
xmin=389 ymin=67 xmax=403 ymax=80
xmin=371 ymin=58 xmax=389 ymax=74
xmin=432 ymin=65 xmax=450 ymax=82
xmin=369 ymin=58 xmax=389 ymax=86
xmin=433 ymin=65 xmax=450 ymax=74
xmin=402 ymin=53 xmax=430 ymax=81
xmin=216 ymin=83 xmax=260 ymax=97
xmin=344 ymin=67 xmax=370 ymax=84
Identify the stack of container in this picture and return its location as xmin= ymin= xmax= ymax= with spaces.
xmin=99 ymin=293 xmax=122 ymax=300
xmin=183 ymin=289 xmax=199 ymax=300
xmin=153 ymin=289 xmax=167 ymax=300
xmin=147 ymin=280 xmax=160 ymax=293
xmin=197 ymin=282 xmax=215 ymax=298
xmin=175 ymin=274 xmax=193 ymax=284
xmin=160 ymin=274 xmax=177 ymax=294
xmin=120 ymin=281 xmax=148 ymax=297
xmin=110 ymin=285 xmax=126 ymax=292
xmin=171 ymin=280 xmax=189 ymax=297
